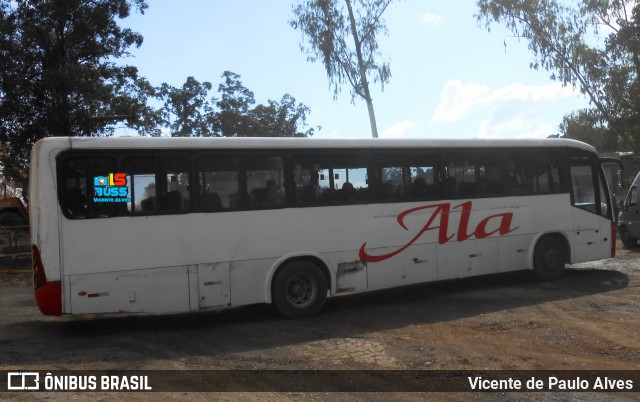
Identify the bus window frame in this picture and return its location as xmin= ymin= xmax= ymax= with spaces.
xmin=568 ymin=158 xmax=611 ymax=219
xmin=56 ymin=146 xmax=594 ymax=220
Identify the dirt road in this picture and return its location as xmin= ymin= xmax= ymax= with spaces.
xmin=1 ymin=242 xmax=639 ymax=400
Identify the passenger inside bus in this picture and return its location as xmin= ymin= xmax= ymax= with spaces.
xmin=300 ymin=174 xmax=322 ymax=203
xmin=201 ymin=192 xmax=222 ymax=211
xmin=265 ymin=179 xmax=285 ymax=206
xmin=338 ymin=182 xmax=358 ymax=202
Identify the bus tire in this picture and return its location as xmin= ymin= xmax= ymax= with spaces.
xmin=272 ymin=260 xmax=327 ymax=319
xmin=533 ymin=236 xmax=566 ymax=281
xmin=620 ymin=226 xmax=637 ymax=248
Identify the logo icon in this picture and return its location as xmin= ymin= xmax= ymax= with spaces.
xmin=94 ymin=176 xmax=108 ymax=186
xmin=93 ymin=173 xmax=130 ymax=203
xmin=7 ymin=372 xmax=40 ymax=390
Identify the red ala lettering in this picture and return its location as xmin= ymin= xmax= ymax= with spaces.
xmin=359 ymin=201 xmax=519 ymax=263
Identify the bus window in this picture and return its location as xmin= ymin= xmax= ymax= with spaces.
xmin=571 ymin=165 xmax=597 ymax=213
xmin=374 ymin=153 xmax=438 ymax=201
xmin=507 ymin=151 xmax=565 ymax=195
xmin=163 ymin=157 xmax=191 ymax=211
xmin=293 ymin=155 xmax=333 ymax=205
xmin=293 ymin=153 xmax=369 ymax=205
xmin=197 ymin=156 xmax=240 ymax=211
xmin=444 ymin=152 xmax=505 ymax=198
xmin=124 ymin=156 xmax=156 ymax=213
xmin=124 ymin=155 xmax=191 ymax=214
xmin=197 ymin=156 xmax=284 ymax=210
xmin=598 ymin=172 xmax=610 ymax=218
xmin=60 ymin=156 xmax=117 ymax=218
xmin=61 ymin=158 xmax=89 ymax=217
xmin=246 ymin=157 xmax=285 ymax=208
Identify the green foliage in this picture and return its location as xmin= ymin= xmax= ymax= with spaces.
xmin=158 ymin=71 xmax=317 ymax=138
xmin=559 ymin=109 xmax=618 ymax=151
xmin=213 ymin=71 xmax=256 ymax=137
xmin=249 ymin=94 xmax=315 ymax=137
xmin=158 ymin=77 xmax=213 ymax=137
xmin=0 ymin=0 xmax=156 ymax=182
xmin=290 ymin=0 xmax=392 ymax=138
xmin=290 ymin=0 xmax=391 ymax=101
xmin=476 ymin=0 xmax=640 ymax=153
xmin=0 ymin=1 xmax=316 ymax=183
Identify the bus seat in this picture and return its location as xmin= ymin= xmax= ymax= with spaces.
xmin=299 ymin=185 xmax=318 ymax=204
xmin=161 ymin=191 xmax=182 ymax=210
xmin=201 ymin=192 xmax=222 ymax=211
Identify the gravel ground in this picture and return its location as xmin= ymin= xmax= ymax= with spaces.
xmin=1 ymin=241 xmax=639 ymax=401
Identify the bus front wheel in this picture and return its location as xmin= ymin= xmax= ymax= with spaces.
xmin=533 ymin=236 xmax=566 ymax=281
xmin=272 ymin=261 xmax=327 ymax=319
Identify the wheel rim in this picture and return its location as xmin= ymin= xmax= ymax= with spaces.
xmin=285 ymin=273 xmax=317 ymax=308
xmin=543 ymin=248 xmax=561 ymax=271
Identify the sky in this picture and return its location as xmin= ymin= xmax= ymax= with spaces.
xmin=117 ymin=0 xmax=591 ymax=139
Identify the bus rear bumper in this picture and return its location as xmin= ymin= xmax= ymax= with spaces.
xmin=35 ymin=281 xmax=62 ymax=315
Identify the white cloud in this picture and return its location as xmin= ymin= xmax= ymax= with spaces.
xmin=477 ymin=117 xmax=555 ymax=139
xmin=381 ymin=120 xmax=415 ymax=138
xmin=431 ymin=80 xmax=490 ymax=122
xmin=421 ymin=13 xmax=443 ymax=24
xmin=429 ymin=80 xmax=583 ymax=139
xmin=487 ymin=82 xmax=574 ymax=103
xmin=431 ymin=80 xmax=575 ymax=123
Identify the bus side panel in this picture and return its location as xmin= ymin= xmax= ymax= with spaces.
xmin=364 ymin=243 xmax=437 ymax=290
xmin=498 ymin=194 xmax=574 ymax=272
xmin=197 ymin=262 xmax=230 ymax=309
xmin=68 ymin=266 xmax=190 ymax=314
xmin=498 ymin=233 xmax=536 ymax=272
xmin=30 ymin=139 xmax=69 ymax=313
xmin=325 ymin=250 xmax=367 ymax=293
xmin=438 ymin=238 xmax=499 ymax=280
xmin=571 ymin=207 xmax=612 ymax=263
xmin=228 ymin=259 xmax=273 ymax=307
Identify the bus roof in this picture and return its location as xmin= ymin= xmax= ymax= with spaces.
xmin=35 ymin=136 xmax=598 ymax=153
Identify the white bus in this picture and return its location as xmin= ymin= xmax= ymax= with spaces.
xmin=29 ymin=137 xmax=616 ymax=318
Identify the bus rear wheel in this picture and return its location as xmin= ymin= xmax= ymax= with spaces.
xmin=533 ymin=236 xmax=566 ymax=281
xmin=272 ymin=261 xmax=327 ymax=319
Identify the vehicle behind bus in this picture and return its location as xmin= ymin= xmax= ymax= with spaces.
xmin=618 ymin=171 xmax=640 ymax=247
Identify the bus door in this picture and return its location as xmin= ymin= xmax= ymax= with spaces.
xmin=569 ymin=163 xmax=612 ymax=262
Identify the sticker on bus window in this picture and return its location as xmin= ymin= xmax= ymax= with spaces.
xmin=93 ymin=173 xmax=131 ymax=203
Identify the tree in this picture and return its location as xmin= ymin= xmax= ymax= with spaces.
xmin=559 ymin=109 xmax=617 ymax=151
xmin=0 ymin=0 xmax=154 ymax=182
xmin=249 ymin=94 xmax=315 ymax=137
xmin=158 ymin=71 xmax=317 ymax=138
xmin=214 ymin=71 xmax=257 ymax=137
xmin=290 ymin=0 xmax=392 ymax=138
xmin=158 ymin=77 xmax=213 ymax=137
xmin=476 ymin=0 xmax=640 ymax=153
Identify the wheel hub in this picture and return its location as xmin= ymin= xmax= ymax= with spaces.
xmin=286 ymin=274 xmax=315 ymax=307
